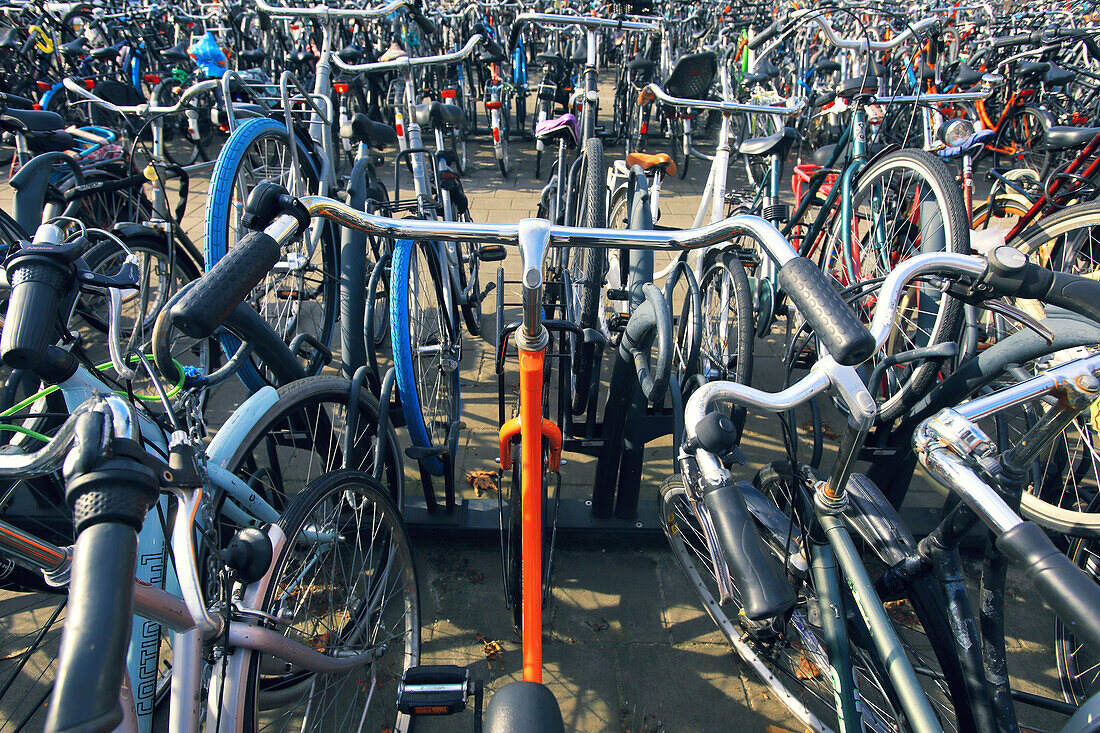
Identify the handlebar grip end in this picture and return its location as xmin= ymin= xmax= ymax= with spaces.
xmin=777 ymin=257 xmax=875 ymax=367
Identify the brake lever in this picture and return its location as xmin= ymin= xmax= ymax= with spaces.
xmin=77 ymin=257 xmax=141 ymax=292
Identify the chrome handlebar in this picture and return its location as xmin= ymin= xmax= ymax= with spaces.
xmin=62 ymin=77 xmax=219 ymax=116
xmin=332 ymin=33 xmax=482 ymax=73
xmin=254 ymin=0 xmax=410 ymax=19
xmin=640 ymin=82 xmax=806 ymax=115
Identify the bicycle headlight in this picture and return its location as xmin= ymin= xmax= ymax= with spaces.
xmin=938 ymin=118 xmax=975 ymax=148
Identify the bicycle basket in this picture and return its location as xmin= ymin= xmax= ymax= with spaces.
xmin=664 ymin=52 xmax=718 ymax=99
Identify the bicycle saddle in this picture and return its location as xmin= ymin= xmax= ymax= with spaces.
xmin=628 ymin=55 xmax=656 ymax=76
xmin=665 ymin=52 xmax=718 ymax=99
xmin=379 ymin=42 xmax=407 ymax=63
xmin=90 ymin=43 xmax=122 ymax=62
xmin=916 ymin=63 xmax=937 ymax=81
xmin=483 ymin=682 xmax=564 ymax=733
xmin=289 ymin=48 xmax=317 ymax=65
xmin=738 ymin=126 xmax=800 ymax=159
xmin=536 ymin=52 xmax=566 ymax=67
xmin=413 ymin=101 xmax=464 ymax=130
xmin=163 ymin=41 xmax=190 ymax=63
xmin=0 ymin=108 xmax=65 ymax=132
xmin=626 ymin=151 xmax=677 ymax=177
xmin=1041 ymin=125 xmax=1100 ymax=150
xmin=836 ymin=74 xmax=879 ymax=100
xmin=951 ymin=60 xmax=985 ymax=87
xmin=569 ymin=38 xmax=587 ymax=63
xmin=742 ymin=71 xmax=771 ymax=87
xmin=1016 ymin=60 xmax=1051 ymax=78
xmin=1046 ymin=65 xmax=1075 ymax=86
xmin=59 ymin=37 xmax=87 ymax=57
xmin=814 ymin=57 xmax=841 ymax=75
xmin=238 ymin=48 xmax=265 ymax=66
xmin=0 ymin=27 xmax=18 ymax=50
xmin=336 ymin=44 xmax=363 ymax=63
xmin=341 ymin=112 xmax=397 ymax=148
xmin=534 ymin=112 xmax=578 ymax=148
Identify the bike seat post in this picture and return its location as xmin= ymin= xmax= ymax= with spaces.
xmin=517 ymin=218 xmax=551 ymax=347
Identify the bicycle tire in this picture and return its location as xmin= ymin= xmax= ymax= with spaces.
xmin=390 ymin=239 xmax=461 ymax=476
xmin=204 ymin=116 xmax=337 ymax=391
xmin=820 ymin=148 xmax=969 ymax=421
xmin=698 ymin=250 xmax=754 ymax=392
xmin=993 ymin=106 xmax=1052 ymax=181
xmin=659 ymin=470 xmax=970 ymax=732
xmin=220 ymin=375 xmax=403 ymax=518
xmin=568 ymin=137 xmax=606 ymax=415
xmin=242 ymin=469 xmax=419 ymax=732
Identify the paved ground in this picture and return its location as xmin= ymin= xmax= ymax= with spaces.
xmin=0 ymin=83 xmax=1072 ymax=732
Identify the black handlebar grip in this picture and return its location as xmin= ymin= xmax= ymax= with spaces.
xmin=44 ymin=522 xmax=137 ymax=733
xmin=703 ymin=482 xmax=797 ymax=621
xmin=1 ymin=260 xmax=71 ymax=370
xmin=997 ymin=522 xmax=1100 ymax=656
xmin=170 ymin=231 xmax=282 ymax=339
xmin=982 ymin=246 xmax=1100 ymax=325
xmin=747 ymin=20 xmax=779 ymax=50
xmin=992 ymin=31 xmax=1038 ymax=48
xmin=411 ymin=11 xmax=436 ymax=37
xmin=778 ymin=257 xmax=876 ymax=366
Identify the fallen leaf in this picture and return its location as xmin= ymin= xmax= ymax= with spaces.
xmin=794 ymin=653 xmax=821 ymax=680
xmin=466 ymin=470 xmax=498 ymax=497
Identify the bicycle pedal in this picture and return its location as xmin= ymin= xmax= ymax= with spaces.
xmin=606 ymin=288 xmax=628 ymax=301
xmin=479 ymin=244 xmax=507 ymax=262
xmin=398 ymin=665 xmax=473 ymax=716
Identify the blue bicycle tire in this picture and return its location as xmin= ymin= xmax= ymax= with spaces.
xmin=205 ymin=116 xmax=335 ymax=392
xmin=390 ymin=238 xmax=460 ymax=476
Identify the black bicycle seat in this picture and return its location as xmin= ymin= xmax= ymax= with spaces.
xmin=952 ymin=60 xmax=985 ymax=87
xmin=336 ymin=44 xmax=363 ymax=63
xmin=742 ymin=72 xmax=770 ymax=87
xmin=0 ymin=108 xmax=66 ymax=132
xmin=836 ymin=75 xmax=879 ymax=100
xmin=1047 ymin=65 xmax=1075 ymax=86
xmin=342 ymin=112 xmax=397 ymax=148
xmin=536 ymin=52 xmax=566 ymax=67
xmin=628 ymin=56 xmax=656 ymax=75
xmin=1016 ymin=60 xmax=1051 ymax=78
xmin=238 ymin=48 xmax=265 ymax=66
xmin=163 ymin=41 xmax=190 ymax=63
xmin=1041 ymin=126 xmax=1100 ymax=150
xmin=814 ymin=58 xmax=841 ymax=75
xmin=59 ymin=37 xmax=87 ymax=57
xmin=414 ymin=101 xmax=464 ymax=130
xmin=665 ymin=51 xmax=718 ymax=99
xmin=738 ymin=126 xmax=800 ymax=159
xmin=289 ymin=48 xmax=317 ymax=65
xmin=90 ymin=44 xmax=122 ymax=62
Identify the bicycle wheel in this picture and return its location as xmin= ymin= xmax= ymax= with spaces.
xmin=698 ymin=250 xmax=754 ymax=384
xmin=659 ymin=470 xmax=968 ymax=732
xmin=1058 ymin=506 xmax=1100 ymax=705
xmin=567 ymin=137 xmax=606 ymax=415
xmin=819 ymin=148 xmax=969 ymax=421
xmin=390 ymin=239 xmax=461 ymax=476
xmin=205 ymin=116 xmax=337 ymax=390
xmin=221 ymin=375 xmax=403 ymax=518
xmin=243 ymin=469 xmax=419 ymax=732
xmin=993 ymin=106 xmax=1052 ymax=180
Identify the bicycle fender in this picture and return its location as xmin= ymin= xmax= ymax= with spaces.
xmin=206 ymin=385 xmax=280 ymax=468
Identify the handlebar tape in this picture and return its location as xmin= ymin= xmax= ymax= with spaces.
xmin=777 ymin=257 xmax=876 ymax=366
xmin=170 ymin=230 xmax=282 ymax=339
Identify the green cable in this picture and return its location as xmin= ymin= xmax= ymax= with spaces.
xmin=0 ymin=424 xmax=51 ymax=443
xmin=0 ymin=354 xmax=187 ymax=420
